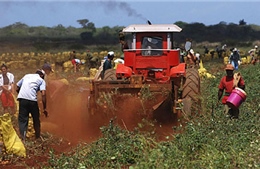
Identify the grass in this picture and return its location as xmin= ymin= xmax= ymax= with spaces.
xmin=45 ymin=62 xmax=260 ymax=169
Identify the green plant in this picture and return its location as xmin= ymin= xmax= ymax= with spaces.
xmin=96 ymin=91 xmax=117 ymax=113
xmin=47 ymin=62 xmax=260 ymax=169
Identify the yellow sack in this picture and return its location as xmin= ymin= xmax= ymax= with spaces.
xmin=0 ymin=113 xmax=26 ymax=157
xmin=89 ymin=68 xmax=98 ymax=78
xmin=76 ymin=77 xmax=93 ymax=82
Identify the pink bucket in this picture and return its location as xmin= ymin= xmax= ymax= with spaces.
xmin=226 ymin=87 xmax=247 ymax=109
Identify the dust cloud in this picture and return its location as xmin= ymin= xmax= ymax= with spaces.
xmin=41 ymin=81 xmax=181 ymax=145
xmin=41 ymin=81 xmax=98 ymax=145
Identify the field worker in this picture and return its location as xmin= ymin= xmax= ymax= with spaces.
xmin=71 ymin=55 xmax=84 ymax=73
xmin=86 ymin=50 xmax=99 ymax=69
xmin=101 ymin=51 xmax=114 ymax=79
xmin=44 ymin=79 xmax=69 ymax=114
xmin=119 ymin=31 xmax=129 ymax=51
xmin=88 ymin=55 xmax=100 ymax=69
xmin=209 ymin=49 xmax=215 ymax=59
xmin=0 ymin=64 xmax=15 ymax=115
xmin=229 ymin=48 xmax=241 ymax=70
xmin=41 ymin=63 xmax=69 ymax=109
xmin=42 ymin=63 xmax=55 ymax=110
xmin=42 ymin=63 xmax=53 ymax=76
xmin=186 ymin=49 xmax=197 ymax=68
xmin=16 ymin=69 xmax=48 ymax=141
xmin=215 ymin=45 xmax=222 ymax=59
xmin=195 ymin=53 xmax=200 ymax=66
xmin=42 ymin=63 xmax=54 ymax=81
xmin=217 ymin=64 xmax=245 ymax=119
xmin=222 ymin=44 xmax=227 ymax=52
xmin=248 ymin=45 xmax=258 ymax=64
xmin=203 ymin=46 xmax=209 ymax=54
xmin=177 ymin=48 xmax=185 ymax=63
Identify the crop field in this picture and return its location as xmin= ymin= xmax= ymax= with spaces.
xmin=0 ymin=51 xmax=259 ymax=168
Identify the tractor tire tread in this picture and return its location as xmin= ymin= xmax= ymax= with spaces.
xmin=103 ymin=69 xmax=117 ymax=81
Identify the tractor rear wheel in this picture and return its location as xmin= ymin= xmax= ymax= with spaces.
xmin=103 ymin=69 xmax=117 ymax=80
xmin=182 ymin=68 xmax=201 ymax=117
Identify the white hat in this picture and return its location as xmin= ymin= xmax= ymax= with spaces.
xmin=41 ymin=69 xmax=46 ymax=75
xmin=190 ymin=49 xmax=194 ymax=54
xmin=108 ymin=51 xmax=114 ymax=56
xmin=233 ymin=48 xmax=237 ymax=52
xmin=255 ymin=45 xmax=258 ymax=49
xmin=195 ymin=53 xmax=200 ymax=57
xmin=36 ymin=69 xmax=45 ymax=77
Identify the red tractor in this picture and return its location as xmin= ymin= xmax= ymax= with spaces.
xmin=88 ymin=24 xmax=200 ymax=125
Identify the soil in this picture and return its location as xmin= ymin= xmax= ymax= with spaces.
xmin=0 ymin=70 xmax=181 ymax=168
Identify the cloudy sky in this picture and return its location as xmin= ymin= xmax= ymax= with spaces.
xmin=1 ymin=0 xmax=259 ymax=28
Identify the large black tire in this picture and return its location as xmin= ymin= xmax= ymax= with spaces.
xmin=182 ymin=68 xmax=201 ymax=116
xmin=103 ymin=69 xmax=117 ymax=80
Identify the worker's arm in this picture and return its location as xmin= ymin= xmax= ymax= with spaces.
xmin=41 ymin=90 xmax=47 ymax=109
xmin=238 ymin=77 xmax=245 ymax=91
xmin=238 ymin=85 xmax=245 ymax=91
xmin=217 ymin=89 xmax=224 ymax=106
xmin=11 ymin=83 xmax=15 ymax=94
xmin=41 ymin=90 xmax=48 ymax=117
xmin=73 ymin=64 xmax=77 ymax=72
xmin=16 ymin=86 xmax=20 ymax=93
xmin=1 ymin=84 xmax=12 ymax=92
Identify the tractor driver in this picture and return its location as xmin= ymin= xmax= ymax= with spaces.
xmin=142 ymin=37 xmax=160 ymax=56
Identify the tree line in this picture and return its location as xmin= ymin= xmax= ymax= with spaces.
xmin=0 ymin=20 xmax=259 ymax=52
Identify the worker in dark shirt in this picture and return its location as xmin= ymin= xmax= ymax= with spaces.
xmin=101 ymin=51 xmax=114 ymax=79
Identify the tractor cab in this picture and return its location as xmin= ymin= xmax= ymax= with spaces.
xmin=117 ymin=24 xmax=185 ymax=81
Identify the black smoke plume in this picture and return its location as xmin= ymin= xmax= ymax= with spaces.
xmin=99 ymin=1 xmax=147 ymax=22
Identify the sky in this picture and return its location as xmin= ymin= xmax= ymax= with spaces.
xmin=1 ymin=0 xmax=260 ymax=28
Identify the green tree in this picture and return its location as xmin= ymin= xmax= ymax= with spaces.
xmin=10 ymin=22 xmax=29 ymax=29
xmin=174 ymin=21 xmax=188 ymax=29
xmin=239 ymin=19 xmax=246 ymax=26
xmin=86 ymin=22 xmax=96 ymax=32
xmin=52 ymin=24 xmax=67 ymax=36
xmin=77 ymin=19 xmax=89 ymax=28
